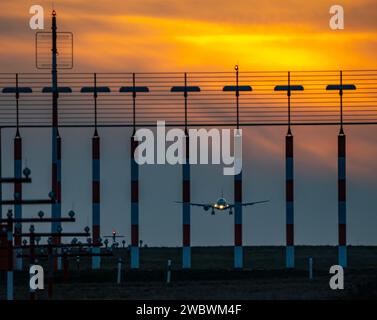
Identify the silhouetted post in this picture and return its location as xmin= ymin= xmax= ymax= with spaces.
xmin=131 ymin=73 xmax=139 ymax=269
xmin=182 ymin=128 xmax=191 ymax=269
xmin=130 ymin=134 xmax=139 ymax=268
xmin=6 ymin=210 xmax=14 ymax=300
xmin=338 ymin=127 xmax=346 ymax=267
xmin=274 ymin=75 xmax=304 ymax=269
xmin=81 ymin=75 xmax=111 ymax=270
xmin=171 ymin=75 xmax=200 ymax=269
xmin=2 ymin=75 xmax=33 ymax=270
xmin=234 ymin=169 xmax=243 ymax=269
xmin=81 ymin=73 xmax=110 ymax=269
xmin=326 ymin=72 xmax=356 ymax=268
xmin=92 ymin=74 xmax=101 ymax=270
xmin=234 ymin=66 xmax=242 ymax=269
xmin=182 ymin=73 xmax=191 ymax=269
xmin=29 ymin=225 xmax=36 ymax=300
xmin=51 ymin=10 xmax=62 ymax=271
xmin=286 ymin=72 xmax=294 ymax=268
xmin=338 ymin=72 xmax=347 ymax=268
xmin=92 ymin=128 xmax=100 ymax=269
xmin=223 ymin=66 xmax=253 ymax=269
xmin=285 ymin=132 xmax=294 ymax=268
xmin=14 ymin=74 xmax=22 ymax=270
xmin=120 ymin=80 xmax=150 ymax=269
xmin=92 ymin=157 xmax=101 ymax=269
xmin=119 ymin=75 xmax=149 ymax=269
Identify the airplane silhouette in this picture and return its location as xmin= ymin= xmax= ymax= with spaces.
xmin=175 ymin=191 xmax=269 ymax=215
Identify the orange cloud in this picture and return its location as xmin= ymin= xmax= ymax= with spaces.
xmin=0 ymin=0 xmax=377 ymax=71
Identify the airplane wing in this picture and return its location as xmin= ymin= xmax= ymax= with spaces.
xmin=174 ymin=201 xmax=213 ymax=208
xmin=241 ymin=200 xmax=269 ymax=207
xmin=228 ymin=200 xmax=269 ymax=208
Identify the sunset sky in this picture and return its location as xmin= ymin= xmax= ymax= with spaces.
xmin=0 ymin=1 xmax=377 ymax=247
xmin=0 ymin=0 xmax=377 ymax=71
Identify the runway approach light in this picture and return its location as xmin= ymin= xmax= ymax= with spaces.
xmin=120 ymin=86 xmax=149 ymax=93
xmin=171 ymin=86 xmax=201 ymax=92
xmin=42 ymin=87 xmax=72 ymax=93
xmin=326 ymin=84 xmax=356 ymax=91
xmin=274 ymin=85 xmax=304 ymax=92
xmin=223 ymin=85 xmax=252 ymax=92
xmin=80 ymin=87 xmax=111 ymax=93
xmin=2 ymin=87 xmax=32 ymax=94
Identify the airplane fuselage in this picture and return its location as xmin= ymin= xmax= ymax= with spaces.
xmin=213 ymin=198 xmax=230 ymax=210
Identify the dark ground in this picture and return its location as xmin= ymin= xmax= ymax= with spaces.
xmin=1 ymin=246 xmax=377 ymax=300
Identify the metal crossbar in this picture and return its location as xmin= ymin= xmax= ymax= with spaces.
xmin=0 ymin=70 xmax=376 ymax=127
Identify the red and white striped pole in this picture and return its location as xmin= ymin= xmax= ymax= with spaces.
xmin=182 ymin=73 xmax=191 ymax=269
xmin=338 ymin=71 xmax=347 ymax=267
xmin=286 ymin=72 xmax=294 ymax=268
xmin=51 ymin=11 xmax=62 ymax=271
xmin=326 ymin=71 xmax=356 ymax=267
xmin=182 ymin=129 xmax=191 ymax=268
xmin=29 ymin=225 xmax=36 ymax=300
xmin=131 ymin=72 xmax=139 ymax=269
xmin=92 ymin=73 xmax=101 ymax=269
xmin=6 ymin=210 xmax=14 ymax=300
xmin=81 ymin=75 xmax=111 ymax=269
xmin=55 ymin=133 xmax=62 ymax=270
xmin=14 ymin=74 xmax=23 ymax=270
xmin=234 ymin=172 xmax=243 ymax=268
xmin=234 ymin=66 xmax=243 ymax=268
xmin=222 ymin=66 xmax=253 ymax=269
xmin=92 ymin=133 xmax=100 ymax=268
xmin=338 ymin=129 xmax=346 ymax=267
xmin=286 ymin=131 xmax=294 ymax=268
xmin=171 ymin=74 xmax=200 ymax=268
xmin=119 ymin=76 xmax=149 ymax=269
xmin=275 ymin=74 xmax=304 ymax=268
xmin=130 ymin=135 xmax=139 ymax=268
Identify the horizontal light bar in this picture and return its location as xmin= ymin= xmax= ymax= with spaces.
xmin=42 ymin=87 xmax=72 ymax=93
xmin=2 ymin=87 xmax=32 ymax=94
xmin=274 ymin=85 xmax=304 ymax=91
xmin=223 ymin=85 xmax=252 ymax=92
xmin=171 ymin=86 xmax=200 ymax=92
xmin=326 ymin=84 xmax=356 ymax=91
xmin=120 ymin=86 xmax=149 ymax=93
xmin=80 ymin=87 xmax=111 ymax=93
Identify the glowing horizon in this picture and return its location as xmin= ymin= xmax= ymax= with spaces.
xmin=0 ymin=0 xmax=377 ymax=72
